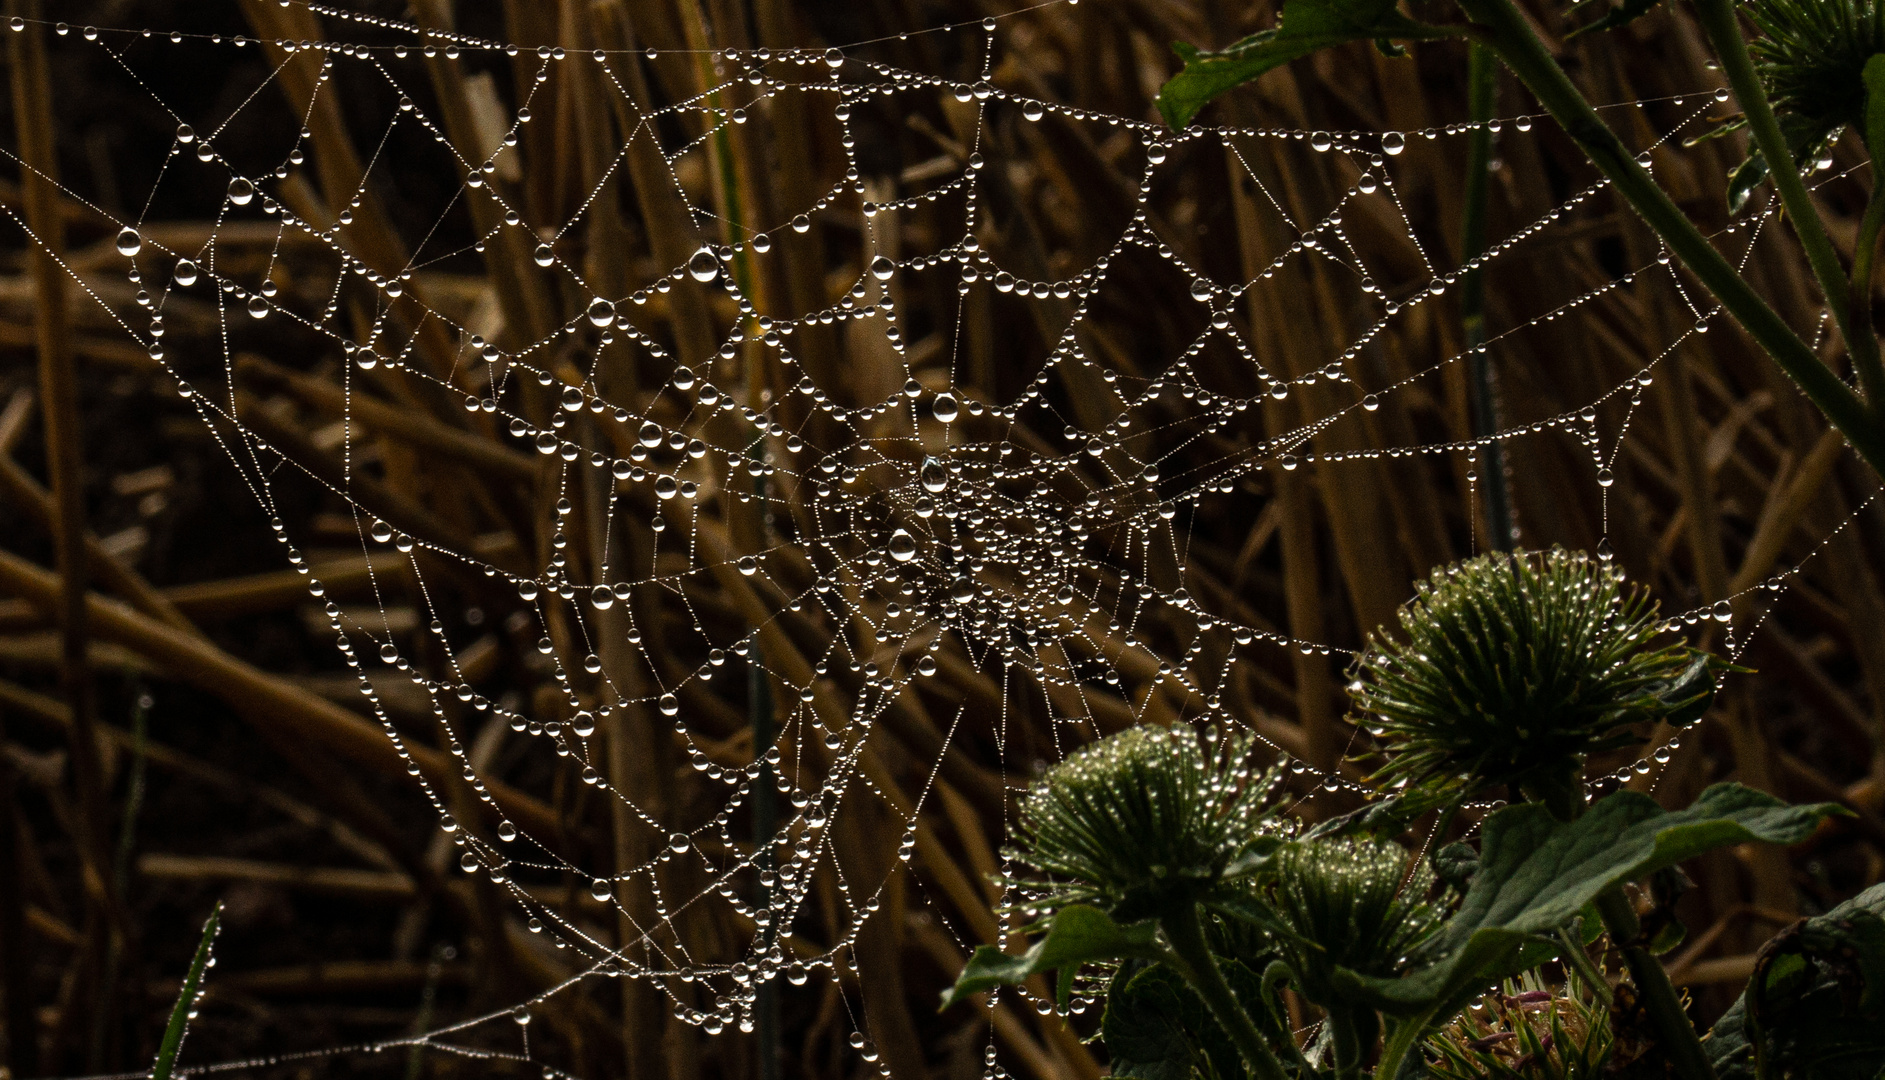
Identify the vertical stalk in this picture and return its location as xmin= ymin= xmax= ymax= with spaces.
xmin=1848 ymin=182 xmax=1885 ymax=371
xmin=1459 ymin=42 xmax=1514 ymax=550
xmin=1159 ymin=903 xmax=1289 ymax=1080
xmin=1688 ymin=0 xmax=1884 ymax=405
xmin=0 ymin=712 xmax=35 ymax=1078
xmin=7 ymin=3 xmax=123 ymax=1067
xmin=1325 ymin=1003 xmax=1364 ymax=1080
xmin=1455 ymin=0 xmax=1885 ymax=478
xmin=1593 ymin=891 xmax=1718 ymax=1080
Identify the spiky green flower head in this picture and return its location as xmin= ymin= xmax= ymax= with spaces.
xmin=1007 ymin=724 xmax=1287 ymax=921
xmin=1349 ymin=548 xmax=1715 ymax=810
xmin=1260 ymin=837 xmax=1440 ymax=999
xmin=1726 ymin=0 xmax=1885 ymax=212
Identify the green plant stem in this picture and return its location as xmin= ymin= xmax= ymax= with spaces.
xmin=1160 ymin=903 xmax=1290 ymax=1080
xmin=1460 ymin=41 xmax=1514 ymax=550
xmin=1690 ymin=0 xmax=1885 ymax=407
xmin=1454 ymin=0 xmax=1885 ymax=479
xmin=1326 ymin=1003 xmax=1365 ymax=1080
xmin=1849 ymin=176 xmax=1885 ymax=403
xmin=1593 ymin=890 xmax=1718 ymax=1080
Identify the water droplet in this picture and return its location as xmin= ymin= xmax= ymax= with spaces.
xmin=1190 ymin=278 xmax=1213 ymax=302
xmin=226 ymin=177 xmax=255 ymax=206
xmin=1382 ymin=131 xmax=1405 ymax=155
xmin=670 ymin=833 xmax=690 ymax=853
xmin=738 ymin=556 xmax=758 ymax=576
xmin=1357 ymin=172 xmax=1378 ymax=194
xmin=870 ymin=255 xmax=895 ymax=281
xmin=687 ymin=247 xmax=719 ymax=282
xmin=920 ymin=459 xmax=948 ymax=493
xmin=659 ymin=693 xmax=679 ymax=716
xmin=512 ymin=1005 xmax=531 ymax=1025
xmin=534 ymin=243 xmax=555 ymax=267
xmin=751 ymin=233 xmax=771 ymax=253
xmin=498 ymin=820 xmax=518 ymax=842
xmin=1146 ymin=143 xmax=1167 ymax=164
xmin=379 ymin=643 xmax=399 ymax=663
xmin=371 ymin=521 xmax=394 ymax=543
xmin=587 ymin=297 xmax=616 ymax=327
xmin=591 ymin=878 xmax=613 ymax=901
xmin=175 ymin=124 xmax=195 ymax=144
xmin=1711 ymin=600 xmax=1732 ymax=623
xmin=173 ymin=259 xmax=198 ymax=287
xmin=673 ymin=365 xmax=696 ymax=390
xmin=591 ymin=585 xmax=615 ymax=610
xmin=1022 ymin=101 xmax=1043 ymax=122
xmin=1596 ymin=467 xmax=1615 ymax=487
xmin=931 ymin=393 xmax=958 ymax=422
xmin=1361 ymin=394 xmax=1379 ymax=411
xmin=791 ymin=214 xmax=810 ymax=234
xmin=247 ymin=295 xmax=269 ymax=319
xmin=1310 ymin=131 xmax=1332 ymax=152
xmin=888 ymin=529 xmax=916 ymax=562
xmin=115 ymin=227 xmax=142 ymax=257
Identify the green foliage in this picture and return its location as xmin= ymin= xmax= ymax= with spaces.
xmin=1723 ymin=0 xmax=1885 ymax=212
xmin=941 ymin=903 xmax=1164 ymax=1010
xmin=1706 ymin=883 xmax=1885 ymax=1080
xmin=1005 ymin=724 xmax=1286 ymax=921
xmin=1336 ymin=784 xmax=1840 ymax=1013
xmin=152 ymin=902 xmax=222 ymax=1080
xmin=1348 ymin=548 xmax=1711 ymax=807
xmin=1154 ymin=0 xmax=1457 ymax=129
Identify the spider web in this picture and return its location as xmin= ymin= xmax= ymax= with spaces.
xmin=2 ymin=2 xmax=1872 ymax=1076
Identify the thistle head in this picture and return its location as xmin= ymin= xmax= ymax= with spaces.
xmin=1749 ymin=0 xmax=1884 ymax=138
xmin=1725 ymin=0 xmax=1885 ymax=211
xmin=1007 ymin=724 xmax=1285 ymax=920
xmin=1261 ymin=837 xmax=1439 ymax=994
xmin=1349 ymin=548 xmax=1712 ymax=807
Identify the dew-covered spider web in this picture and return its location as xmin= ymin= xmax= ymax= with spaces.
xmin=3 ymin=1 xmax=1877 ymax=1076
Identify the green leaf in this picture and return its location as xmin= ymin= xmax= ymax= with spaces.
xmin=1863 ymin=55 xmax=1885 ymax=167
xmin=1706 ymin=883 xmax=1885 ymax=1080
xmin=942 ymin=904 xmax=1165 ymax=1010
xmin=152 ymin=902 xmax=222 ymax=1080
xmin=1334 ymin=783 xmax=1841 ymax=1017
xmin=1154 ymin=0 xmax=1455 ymax=129
xmin=1104 ymin=958 xmax=1283 ymax=1080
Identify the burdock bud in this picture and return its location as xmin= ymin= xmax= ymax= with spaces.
xmin=1007 ymin=724 xmax=1286 ymax=920
xmin=1349 ymin=548 xmax=1715 ymax=809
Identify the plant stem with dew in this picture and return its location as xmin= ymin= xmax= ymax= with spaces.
xmin=1454 ymin=0 xmax=1885 ymax=478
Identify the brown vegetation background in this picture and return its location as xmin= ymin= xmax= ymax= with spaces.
xmin=1 ymin=0 xmax=1883 ymax=1078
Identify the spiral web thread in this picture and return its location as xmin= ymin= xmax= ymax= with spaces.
xmin=1 ymin=2 xmax=1875 ymax=1075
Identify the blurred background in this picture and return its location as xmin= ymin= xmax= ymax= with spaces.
xmin=1 ymin=0 xmax=1883 ymax=1078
